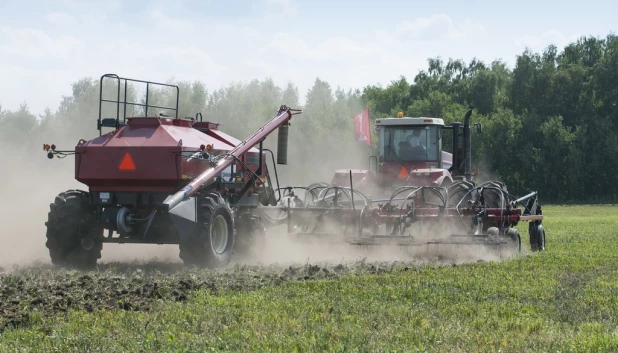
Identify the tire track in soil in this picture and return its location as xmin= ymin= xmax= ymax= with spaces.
xmin=0 ymin=260 xmax=431 ymax=333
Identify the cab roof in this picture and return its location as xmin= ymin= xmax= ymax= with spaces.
xmin=375 ymin=117 xmax=445 ymax=126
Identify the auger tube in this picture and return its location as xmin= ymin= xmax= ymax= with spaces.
xmin=159 ymin=106 xmax=301 ymax=211
xmin=514 ymin=191 xmax=538 ymax=204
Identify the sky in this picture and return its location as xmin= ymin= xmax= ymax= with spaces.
xmin=0 ymin=0 xmax=616 ymax=116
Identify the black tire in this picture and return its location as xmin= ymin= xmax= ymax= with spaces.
xmin=480 ymin=181 xmax=508 ymax=208
xmin=529 ymin=222 xmax=537 ymax=251
xmin=529 ymin=223 xmax=546 ymax=252
xmin=447 ymin=180 xmax=475 ymax=207
xmin=537 ymin=225 xmax=546 ymax=251
xmin=179 ymin=193 xmax=235 ymax=268
xmin=506 ymin=228 xmax=521 ymax=253
xmin=45 ymin=190 xmax=101 ymax=269
xmin=258 ymin=184 xmax=277 ymax=207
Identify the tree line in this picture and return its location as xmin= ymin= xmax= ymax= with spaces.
xmin=1 ymin=33 xmax=616 ymax=203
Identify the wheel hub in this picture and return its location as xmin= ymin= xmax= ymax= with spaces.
xmin=211 ymin=215 xmax=229 ymax=254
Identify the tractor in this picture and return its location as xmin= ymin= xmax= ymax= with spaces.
xmin=266 ymin=109 xmax=546 ymax=255
xmin=42 ymin=74 xmax=301 ymax=268
xmin=329 ymin=109 xmax=482 ymax=198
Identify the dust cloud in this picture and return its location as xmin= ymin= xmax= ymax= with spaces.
xmin=233 ymin=214 xmax=517 ymax=269
xmin=0 ymin=141 xmax=181 ymax=268
xmin=235 ymin=133 xmax=518 ymax=268
xmin=0 ymin=149 xmax=71 ymax=266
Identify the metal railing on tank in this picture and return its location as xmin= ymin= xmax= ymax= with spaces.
xmin=97 ymin=73 xmax=180 ymax=135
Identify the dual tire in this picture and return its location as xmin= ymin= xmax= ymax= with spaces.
xmin=45 ymin=190 xmax=101 ymax=269
xmin=179 ymin=193 xmax=236 ymax=268
xmin=46 ymin=190 xmax=237 ymax=269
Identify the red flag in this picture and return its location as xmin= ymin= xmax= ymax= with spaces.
xmin=353 ymin=107 xmax=371 ymax=146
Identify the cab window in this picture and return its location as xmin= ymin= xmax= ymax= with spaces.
xmin=383 ymin=126 xmax=439 ymax=162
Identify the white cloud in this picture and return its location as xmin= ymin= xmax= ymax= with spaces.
xmin=0 ymin=2 xmax=591 ymax=118
xmin=393 ymin=14 xmax=485 ymax=41
xmin=148 ymin=8 xmax=197 ymax=34
xmin=0 ymin=12 xmax=477 ymax=115
xmin=44 ymin=11 xmax=76 ymax=26
xmin=0 ymin=7 xmax=493 ymax=116
xmin=267 ymin=33 xmax=388 ymax=65
xmin=59 ymin=0 xmax=121 ymax=13
xmin=0 ymin=24 xmax=230 ymax=114
xmin=257 ymin=31 xmax=426 ymax=100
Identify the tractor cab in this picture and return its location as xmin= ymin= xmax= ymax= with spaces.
xmin=374 ymin=113 xmax=452 ymax=188
xmin=330 ymin=109 xmax=479 ymax=196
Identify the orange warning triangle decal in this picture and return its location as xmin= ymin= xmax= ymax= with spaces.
xmin=119 ymin=153 xmax=136 ymax=171
xmin=397 ymin=166 xmax=409 ymax=179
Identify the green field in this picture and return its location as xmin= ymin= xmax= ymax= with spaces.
xmin=2 ymin=205 xmax=618 ymax=352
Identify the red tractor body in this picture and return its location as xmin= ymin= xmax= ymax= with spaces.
xmin=330 ymin=115 xmax=466 ymax=198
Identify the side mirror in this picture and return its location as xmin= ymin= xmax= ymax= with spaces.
xmin=475 ymin=123 xmax=482 ymax=134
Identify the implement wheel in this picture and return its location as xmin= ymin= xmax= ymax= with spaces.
xmin=234 ymin=215 xmax=266 ymax=258
xmin=529 ymin=223 xmax=546 ymax=252
xmin=506 ymin=228 xmax=521 ymax=253
xmin=179 ymin=193 xmax=236 ymax=268
xmin=45 ymin=190 xmax=101 ymax=269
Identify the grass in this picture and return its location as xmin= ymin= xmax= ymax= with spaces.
xmin=2 ymin=205 xmax=618 ymax=351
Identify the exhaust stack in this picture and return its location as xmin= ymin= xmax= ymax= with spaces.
xmin=463 ymin=109 xmax=472 ymax=181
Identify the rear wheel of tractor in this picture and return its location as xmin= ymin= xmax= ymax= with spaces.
xmin=447 ymin=181 xmax=474 ymax=207
xmin=45 ymin=190 xmax=101 ymax=269
xmin=506 ymin=228 xmax=521 ymax=253
xmin=179 ymin=193 xmax=235 ymax=268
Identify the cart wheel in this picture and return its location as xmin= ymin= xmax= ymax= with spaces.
xmin=45 ymin=189 xmax=102 ymax=269
xmin=179 ymin=193 xmax=235 ymax=268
